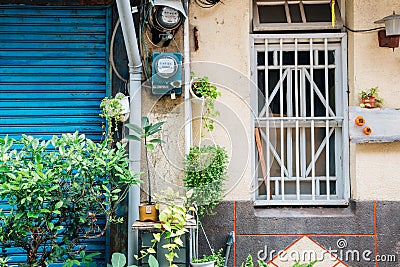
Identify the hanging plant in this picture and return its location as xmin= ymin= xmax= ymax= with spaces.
xmin=100 ymin=92 xmax=129 ymax=141
xmin=190 ymin=74 xmax=221 ymax=133
xmin=184 ymin=145 xmax=228 ymax=217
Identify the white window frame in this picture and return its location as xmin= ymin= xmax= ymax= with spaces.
xmin=250 ymin=33 xmax=349 ymax=206
xmin=253 ymin=0 xmax=344 ymax=32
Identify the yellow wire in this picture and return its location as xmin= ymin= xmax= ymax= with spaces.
xmin=332 ymin=0 xmax=336 ymax=27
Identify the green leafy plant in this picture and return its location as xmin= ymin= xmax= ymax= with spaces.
xmin=191 ymin=75 xmax=221 ymax=133
xmin=184 ymin=145 xmax=228 ymax=217
xmin=240 ymin=255 xmax=269 ymax=267
xmin=63 ymin=251 xmax=101 ymax=267
xmin=0 ymin=257 xmax=12 ymax=267
xmin=240 ymin=254 xmax=254 ymax=267
xmin=107 ymin=252 xmax=138 ymax=267
xmin=359 ymin=86 xmax=383 ymax=108
xmin=0 ymin=133 xmax=139 ymax=266
xmin=192 ymin=248 xmax=225 ymax=267
xmin=125 ymin=117 xmax=165 ymax=204
xmin=135 ymin=189 xmax=195 ymax=267
xmin=291 ymin=260 xmax=318 ymax=267
xmin=100 ymin=92 xmax=127 ymax=141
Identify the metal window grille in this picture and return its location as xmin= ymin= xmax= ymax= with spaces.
xmin=250 ymin=34 xmax=349 ymax=205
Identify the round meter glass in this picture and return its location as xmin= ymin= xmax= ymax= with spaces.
xmin=155 ymin=56 xmax=177 ymax=78
xmin=156 ymin=6 xmax=181 ymax=29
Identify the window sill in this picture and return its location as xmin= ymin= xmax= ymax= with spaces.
xmin=252 ymin=200 xmax=355 ymax=218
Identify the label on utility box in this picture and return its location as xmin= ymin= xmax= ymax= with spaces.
xmin=145 ymin=206 xmax=152 ymax=214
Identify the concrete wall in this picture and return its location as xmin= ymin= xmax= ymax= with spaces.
xmin=346 ymin=0 xmax=400 ymax=201
xmin=189 ymin=0 xmax=252 ymax=200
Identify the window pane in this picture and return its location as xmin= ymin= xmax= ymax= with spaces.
xmin=257 ymin=51 xmax=265 ymax=66
xmin=279 ymin=51 xmax=311 ymax=65
xmin=289 ymin=4 xmax=302 ymax=23
xmin=258 ymin=5 xmax=287 ymax=23
xmin=303 ymin=4 xmax=331 ymax=22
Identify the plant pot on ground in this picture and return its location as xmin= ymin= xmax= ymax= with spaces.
xmin=134 ymin=189 xmax=195 ymax=267
xmin=125 ymin=116 xmax=165 ymax=222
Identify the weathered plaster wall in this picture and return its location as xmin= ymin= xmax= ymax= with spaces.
xmin=141 ymin=31 xmax=186 ymax=200
xmin=347 ymin=0 xmax=400 ymax=201
xmin=189 ymin=1 xmax=252 ymax=200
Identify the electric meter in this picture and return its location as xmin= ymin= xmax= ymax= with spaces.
xmin=155 ymin=6 xmax=182 ymax=30
xmin=151 ymin=52 xmax=182 ymax=95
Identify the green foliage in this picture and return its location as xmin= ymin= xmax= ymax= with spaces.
xmin=291 ymin=260 xmax=318 ymax=267
xmin=0 ymin=133 xmax=140 ymax=266
xmin=184 ymin=145 xmax=228 ymax=217
xmin=191 ymin=76 xmax=221 ymax=133
xmin=125 ymin=116 xmax=165 ymax=204
xmin=100 ymin=92 xmax=126 ymax=141
xmin=0 ymin=257 xmax=12 ymax=267
xmin=192 ymin=248 xmax=225 ymax=267
xmin=257 ymin=260 xmax=268 ymax=267
xmin=240 ymin=254 xmax=254 ymax=267
xmin=135 ymin=190 xmax=194 ymax=267
xmin=106 ymin=252 xmax=136 ymax=267
xmin=63 ymin=251 xmax=101 ymax=267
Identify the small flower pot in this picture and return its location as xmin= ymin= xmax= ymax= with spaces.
xmin=361 ymin=96 xmax=376 ymax=108
xmin=189 ymin=78 xmax=205 ymax=100
xmin=119 ymin=95 xmax=130 ymax=122
xmin=138 ymin=203 xmax=159 ymax=222
xmin=191 ymin=261 xmax=215 ymax=267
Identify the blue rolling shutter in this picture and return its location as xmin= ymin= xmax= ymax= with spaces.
xmin=0 ymin=5 xmax=111 ymax=265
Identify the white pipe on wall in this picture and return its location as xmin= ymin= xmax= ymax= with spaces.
xmin=115 ymin=0 xmax=142 ymax=264
xmin=183 ymin=0 xmax=192 ymax=155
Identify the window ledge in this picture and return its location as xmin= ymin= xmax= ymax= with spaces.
xmin=253 ymin=201 xmax=355 ymax=218
xmin=349 ymin=106 xmax=400 ymax=143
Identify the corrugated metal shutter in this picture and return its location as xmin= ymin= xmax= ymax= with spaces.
xmin=0 ymin=5 xmax=110 ymax=265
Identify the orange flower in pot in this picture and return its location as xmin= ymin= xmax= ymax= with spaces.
xmin=359 ymin=86 xmax=383 ymax=108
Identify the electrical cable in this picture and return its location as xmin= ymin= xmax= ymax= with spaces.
xmin=140 ymin=4 xmax=153 ymax=79
xmin=110 ymin=18 xmax=128 ymax=84
xmin=195 ymin=0 xmax=221 ymax=8
xmin=172 ymin=36 xmax=182 ymax=53
xmin=145 ymin=29 xmax=163 ymax=48
xmin=344 ymin=25 xmax=385 ymax=33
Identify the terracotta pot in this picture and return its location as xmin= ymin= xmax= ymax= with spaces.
xmin=361 ymin=96 xmax=376 ymax=108
xmin=139 ymin=203 xmax=159 ymax=222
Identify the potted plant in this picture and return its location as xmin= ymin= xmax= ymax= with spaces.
xmin=359 ymin=86 xmax=383 ymax=108
xmin=184 ymin=145 xmax=228 ymax=218
xmin=125 ymin=117 xmax=165 ymax=222
xmin=134 ymin=189 xmax=195 ymax=267
xmin=191 ymin=249 xmax=225 ymax=267
xmin=190 ymin=74 xmax=221 ymax=133
xmin=100 ymin=92 xmax=130 ymax=141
